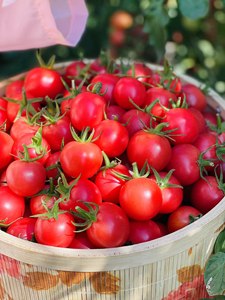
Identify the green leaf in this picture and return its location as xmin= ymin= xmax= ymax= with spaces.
xmin=143 ymin=18 xmax=167 ymax=61
xmin=214 ymin=230 xmax=225 ymax=254
xmin=144 ymin=0 xmax=169 ymax=26
xmin=204 ymin=252 xmax=225 ymax=296
xmin=178 ymin=0 xmax=210 ymax=20
xmin=201 ymin=296 xmax=225 ymax=300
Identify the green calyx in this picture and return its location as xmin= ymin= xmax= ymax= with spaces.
xmin=151 ymin=168 xmax=183 ymax=189
xmin=71 ymin=202 xmax=99 ymax=232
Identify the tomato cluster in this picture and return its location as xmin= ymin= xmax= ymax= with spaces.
xmin=0 ymin=56 xmax=224 ymax=249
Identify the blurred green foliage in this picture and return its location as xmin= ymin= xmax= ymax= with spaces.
xmin=0 ymin=0 xmax=224 ymax=96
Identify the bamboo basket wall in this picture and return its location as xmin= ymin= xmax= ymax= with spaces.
xmin=0 ymin=62 xmax=224 ymax=300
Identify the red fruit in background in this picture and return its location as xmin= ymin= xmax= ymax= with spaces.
xmin=181 ymin=83 xmax=207 ymax=112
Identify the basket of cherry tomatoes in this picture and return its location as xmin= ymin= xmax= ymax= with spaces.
xmin=0 ymin=54 xmax=224 ymax=300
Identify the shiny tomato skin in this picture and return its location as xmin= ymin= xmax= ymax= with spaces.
xmin=128 ymin=219 xmax=161 ymax=244
xmin=87 ymin=202 xmax=130 ymax=248
xmin=69 ymin=231 xmax=95 ymax=249
xmin=45 ymin=151 xmax=61 ymax=180
xmin=181 ymin=83 xmax=207 ymax=111
xmin=11 ymin=132 xmax=51 ymax=165
xmin=193 ymin=132 xmax=220 ymax=172
xmin=5 ymin=79 xmax=24 ymax=99
xmin=70 ymin=91 xmax=106 ymax=131
xmin=163 ymin=108 xmax=200 ymax=144
xmin=42 ymin=116 xmax=73 ymax=151
xmin=105 ymin=105 xmax=126 ymax=122
xmin=10 ymin=118 xmax=39 ymax=141
xmin=30 ymin=194 xmax=57 ymax=215
xmin=93 ymin=119 xmax=129 ymax=157
xmin=121 ymin=109 xmax=155 ymax=137
xmin=127 ymin=130 xmax=172 ymax=172
xmin=145 ymin=87 xmax=177 ymax=118
xmin=24 ymin=67 xmax=64 ymax=99
xmin=166 ymin=144 xmax=201 ymax=186
xmin=59 ymin=178 xmax=102 ymax=212
xmin=0 ymin=131 xmax=14 ymax=170
xmin=167 ymin=205 xmax=202 ymax=233
xmin=0 ymin=98 xmax=11 ymax=131
xmin=34 ymin=212 xmax=75 ymax=247
xmin=90 ymin=73 xmax=120 ymax=104
xmin=145 ymin=86 xmax=177 ymax=107
xmin=64 ymin=60 xmax=87 ymax=86
xmin=60 ymin=141 xmax=103 ymax=179
xmin=149 ymin=171 xmax=183 ymax=214
xmin=119 ymin=177 xmax=162 ymax=221
xmin=0 ymin=186 xmax=25 ymax=225
xmin=6 ymin=160 xmax=46 ymax=197
xmin=126 ymin=62 xmax=152 ymax=84
xmin=190 ymin=176 xmax=224 ymax=214
xmin=113 ymin=77 xmax=147 ymax=109
xmin=94 ymin=163 xmax=130 ymax=204
xmin=7 ymin=217 xmax=36 ymax=241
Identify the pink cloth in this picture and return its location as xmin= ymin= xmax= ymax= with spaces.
xmin=0 ymin=0 xmax=88 ymax=51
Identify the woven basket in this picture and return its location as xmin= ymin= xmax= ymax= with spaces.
xmin=0 ymin=62 xmax=224 ymax=300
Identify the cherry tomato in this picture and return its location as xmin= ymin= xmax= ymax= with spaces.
xmin=93 ymin=119 xmax=129 ymax=157
xmin=34 ymin=212 xmax=75 ymax=247
xmin=70 ymin=91 xmax=106 ymax=131
xmin=0 ymin=186 xmax=25 ymax=226
xmin=94 ymin=163 xmax=130 ymax=204
xmin=121 ymin=109 xmax=155 ymax=137
xmin=24 ymin=67 xmax=64 ymax=99
xmin=126 ymin=62 xmax=152 ymax=84
xmin=127 ymin=130 xmax=172 ymax=172
xmin=190 ymin=175 xmax=224 ymax=214
xmin=90 ymin=73 xmax=119 ymax=104
xmin=42 ymin=116 xmax=73 ymax=151
xmin=163 ymin=108 xmax=200 ymax=144
xmin=59 ymin=178 xmax=102 ymax=212
xmin=30 ymin=194 xmax=57 ymax=215
xmin=7 ymin=217 xmax=36 ymax=241
xmin=181 ymin=83 xmax=207 ymax=111
xmin=6 ymin=160 xmax=46 ymax=197
xmin=113 ymin=77 xmax=147 ymax=109
xmin=87 ymin=202 xmax=130 ymax=248
xmin=119 ymin=177 xmax=162 ymax=221
xmin=0 ymin=131 xmax=14 ymax=170
xmin=166 ymin=144 xmax=201 ymax=186
xmin=145 ymin=87 xmax=177 ymax=118
xmin=69 ymin=231 xmax=95 ymax=249
xmin=60 ymin=140 xmax=103 ymax=179
xmin=167 ymin=205 xmax=202 ymax=233
xmin=10 ymin=117 xmax=39 ymax=141
xmin=149 ymin=171 xmax=183 ymax=214
xmin=128 ymin=219 xmax=162 ymax=244
xmin=11 ymin=131 xmax=51 ymax=165
xmin=105 ymin=105 xmax=126 ymax=122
